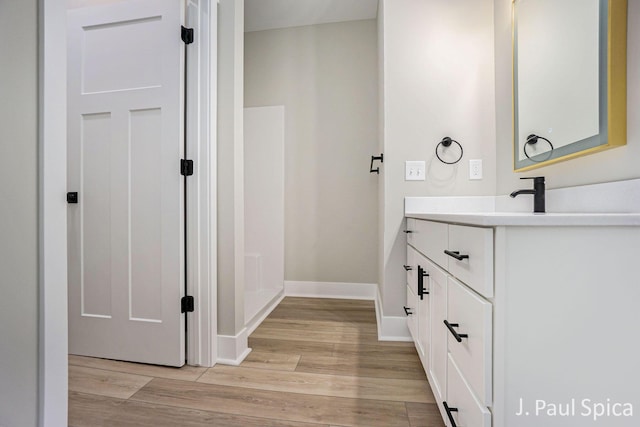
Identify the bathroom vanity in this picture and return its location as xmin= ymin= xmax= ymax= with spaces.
xmin=404 ymin=195 xmax=640 ymax=427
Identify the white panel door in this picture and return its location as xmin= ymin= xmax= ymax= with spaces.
xmin=67 ymin=0 xmax=185 ymax=366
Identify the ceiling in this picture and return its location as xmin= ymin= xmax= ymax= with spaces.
xmin=244 ymin=0 xmax=379 ymax=33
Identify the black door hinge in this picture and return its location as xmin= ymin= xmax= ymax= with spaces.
xmin=181 ymin=26 xmax=194 ymax=44
xmin=181 ymin=159 xmax=194 ymax=176
xmin=67 ymin=192 xmax=78 ymax=204
xmin=181 ymin=296 xmax=194 ymax=313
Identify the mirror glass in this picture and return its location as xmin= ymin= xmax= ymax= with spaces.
xmin=513 ymin=0 xmax=626 ymax=171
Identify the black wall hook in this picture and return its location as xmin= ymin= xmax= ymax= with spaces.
xmin=524 ymin=134 xmax=554 ymax=162
xmin=370 ymin=153 xmax=384 ymax=174
xmin=436 ymin=137 xmax=463 ymax=164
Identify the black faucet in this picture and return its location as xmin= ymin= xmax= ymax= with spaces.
xmin=510 ymin=177 xmax=545 ymax=213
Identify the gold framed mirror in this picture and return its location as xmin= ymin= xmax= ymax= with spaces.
xmin=512 ymin=0 xmax=627 ymax=172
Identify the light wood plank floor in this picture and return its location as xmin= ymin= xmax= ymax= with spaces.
xmin=69 ymin=297 xmax=445 ymax=427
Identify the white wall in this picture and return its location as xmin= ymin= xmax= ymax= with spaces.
xmin=244 ymin=106 xmax=285 ymax=322
xmin=377 ymin=0 xmax=386 ymax=308
xmin=41 ymin=0 xmax=70 ymax=423
xmin=379 ymin=0 xmax=497 ymax=316
xmin=0 ymin=1 xmax=39 ymax=425
xmin=218 ymin=0 xmax=245 ymax=336
xmin=244 ymin=20 xmax=379 ymax=284
xmin=496 ymin=0 xmax=640 ymax=194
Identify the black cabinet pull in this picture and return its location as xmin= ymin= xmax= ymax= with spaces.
xmin=443 ymin=401 xmax=459 ymax=427
xmin=417 ymin=266 xmax=429 ymax=300
xmin=444 ymin=320 xmax=468 ymax=342
xmin=403 ymin=306 xmax=413 ymax=316
xmin=444 ymin=250 xmax=469 ymax=261
xmin=403 ymin=230 xmax=414 ymax=234
xmin=403 ymin=265 xmax=413 ymax=271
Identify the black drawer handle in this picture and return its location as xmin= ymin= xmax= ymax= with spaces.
xmin=403 ymin=265 xmax=413 ymax=271
xmin=403 ymin=306 xmax=413 ymax=316
xmin=403 ymin=230 xmax=414 ymax=234
xmin=417 ymin=266 xmax=429 ymax=300
xmin=444 ymin=320 xmax=468 ymax=342
xmin=443 ymin=401 xmax=459 ymax=427
xmin=444 ymin=250 xmax=469 ymax=261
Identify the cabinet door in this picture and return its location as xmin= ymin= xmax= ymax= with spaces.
xmin=406 ymin=245 xmax=417 ymax=292
xmin=416 ymin=252 xmax=431 ymax=364
xmin=427 ymin=258 xmax=448 ymax=404
xmin=447 ymin=277 xmax=492 ymax=406
xmin=406 ymin=284 xmax=418 ymax=343
xmin=405 ymin=246 xmax=418 ymax=345
xmin=445 ymin=354 xmax=491 ymax=427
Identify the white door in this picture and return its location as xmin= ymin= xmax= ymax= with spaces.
xmin=67 ymin=0 xmax=185 ymax=367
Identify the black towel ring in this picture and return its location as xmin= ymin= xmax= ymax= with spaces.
xmin=436 ymin=137 xmax=463 ymax=165
xmin=524 ymin=134 xmax=554 ymax=162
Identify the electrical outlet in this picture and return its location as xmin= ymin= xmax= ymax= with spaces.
xmin=405 ymin=161 xmax=426 ymax=181
xmin=469 ymin=159 xmax=483 ymax=180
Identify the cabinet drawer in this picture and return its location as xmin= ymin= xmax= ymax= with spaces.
xmin=446 ymin=224 xmax=493 ymax=297
xmin=408 ymin=219 xmax=448 ymax=268
xmin=446 ymin=277 xmax=492 ymax=406
xmin=406 ymin=284 xmax=418 ymax=342
xmin=444 ymin=354 xmax=491 ymax=427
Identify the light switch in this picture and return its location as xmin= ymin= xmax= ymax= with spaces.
xmin=405 ymin=161 xmax=426 ymax=181
xmin=469 ymin=159 xmax=483 ymax=180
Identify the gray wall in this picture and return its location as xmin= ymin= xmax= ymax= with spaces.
xmin=218 ymin=0 xmax=246 ymax=336
xmin=244 ymin=20 xmax=379 ymax=284
xmin=0 ymin=1 xmax=39 ymax=426
xmin=495 ymin=0 xmax=640 ymax=194
xmin=378 ymin=0 xmax=497 ymax=316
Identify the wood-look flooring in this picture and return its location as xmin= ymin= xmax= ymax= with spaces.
xmin=69 ymin=297 xmax=445 ymax=427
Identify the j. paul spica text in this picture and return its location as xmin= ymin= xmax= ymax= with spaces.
xmin=516 ymin=398 xmax=633 ymax=421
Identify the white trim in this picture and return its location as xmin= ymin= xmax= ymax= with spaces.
xmin=216 ymin=328 xmax=251 ymax=365
xmin=39 ymin=1 xmax=68 ymax=425
xmin=246 ymin=291 xmax=285 ymax=335
xmin=375 ymin=291 xmax=412 ymax=342
xmin=186 ymin=0 xmax=217 ymax=368
xmin=284 ymin=281 xmax=377 ymax=300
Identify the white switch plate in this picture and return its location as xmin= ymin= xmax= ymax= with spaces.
xmin=405 ymin=161 xmax=426 ymax=181
xmin=469 ymin=159 xmax=483 ymax=180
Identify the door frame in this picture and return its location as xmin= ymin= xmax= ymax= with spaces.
xmin=39 ymin=1 xmax=217 ymax=424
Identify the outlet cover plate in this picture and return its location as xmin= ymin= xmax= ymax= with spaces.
xmin=469 ymin=159 xmax=483 ymax=180
xmin=405 ymin=161 xmax=426 ymax=181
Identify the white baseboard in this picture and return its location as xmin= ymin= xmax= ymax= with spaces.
xmin=246 ymin=290 xmax=285 ymax=335
xmin=375 ymin=292 xmax=412 ymax=342
xmin=216 ymin=328 xmax=252 ymax=366
xmin=284 ymin=281 xmax=377 ymax=300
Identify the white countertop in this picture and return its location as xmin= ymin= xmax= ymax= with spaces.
xmin=405 ymin=212 xmax=640 ymax=227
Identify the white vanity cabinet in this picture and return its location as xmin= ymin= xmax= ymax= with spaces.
xmin=406 ymin=219 xmax=493 ymax=427
xmin=405 ymin=215 xmax=640 ymax=427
